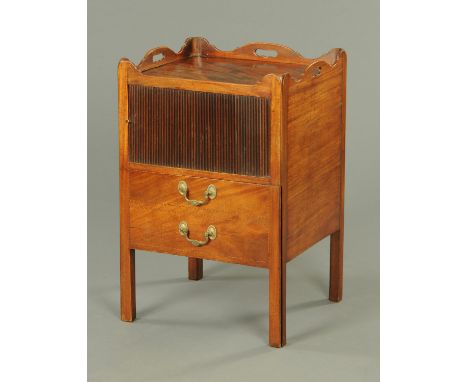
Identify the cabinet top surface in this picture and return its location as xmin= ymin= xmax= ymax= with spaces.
xmin=123 ymin=37 xmax=343 ymax=86
xmin=142 ymin=56 xmax=309 ymax=85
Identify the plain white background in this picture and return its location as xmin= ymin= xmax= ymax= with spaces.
xmin=381 ymin=0 xmax=468 ymax=380
xmin=0 ymin=0 xmax=467 ymax=381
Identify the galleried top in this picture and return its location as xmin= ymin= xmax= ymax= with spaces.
xmin=125 ymin=37 xmax=344 ymax=85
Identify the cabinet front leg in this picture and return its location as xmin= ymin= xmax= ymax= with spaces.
xmin=120 ymin=248 xmax=136 ymax=321
xmin=188 ymin=258 xmax=203 ymax=280
xmin=269 ymin=257 xmax=286 ymax=347
xmin=329 ymin=230 xmax=343 ymax=302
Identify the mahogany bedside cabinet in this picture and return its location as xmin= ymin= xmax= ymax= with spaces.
xmin=118 ymin=37 xmax=347 ymax=348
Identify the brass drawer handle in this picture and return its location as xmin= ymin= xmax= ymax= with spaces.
xmin=178 ymin=221 xmax=217 ymax=247
xmin=178 ymin=181 xmax=216 ymax=206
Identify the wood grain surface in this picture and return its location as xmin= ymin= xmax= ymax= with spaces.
xmin=143 ymin=56 xmax=309 ymax=85
xmin=329 ymin=51 xmax=347 ymax=302
xmin=118 ymin=59 xmax=136 ymax=322
xmin=128 ymin=170 xmax=279 ymax=268
xmin=188 ymin=258 xmax=203 ymax=280
xmin=286 ymin=53 xmax=346 ymax=261
xmin=268 ymin=75 xmax=288 ymax=347
xmin=118 ymin=38 xmax=347 ymax=347
xmin=127 ymin=162 xmax=272 ymax=185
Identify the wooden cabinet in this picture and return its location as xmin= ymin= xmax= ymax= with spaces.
xmin=118 ymin=37 xmax=347 ymax=347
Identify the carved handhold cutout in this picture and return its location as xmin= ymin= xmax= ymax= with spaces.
xmin=152 ymin=53 xmax=164 ymax=62
xmin=129 ymin=37 xmax=346 ymax=85
xmin=255 ymin=49 xmax=278 ymax=58
xmin=311 ymin=66 xmax=321 ymax=76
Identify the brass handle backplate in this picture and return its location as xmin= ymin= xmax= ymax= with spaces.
xmin=178 ymin=181 xmax=216 ymax=206
xmin=178 ymin=221 xmax=217 ymax=247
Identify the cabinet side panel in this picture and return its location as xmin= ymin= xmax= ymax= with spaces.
xmin=286 ymin=63 xmax=344 ymax=260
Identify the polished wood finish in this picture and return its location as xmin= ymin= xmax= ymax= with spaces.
xmin=128 ymin=170 xmax=277 ymax=268
xmin=329 ymin=231 xmax=343 ymax=301
xmin=143 ymin=56 xmax=309 ymax=85
xmin=119 ymin=59 xmax=136 ymax=322
xmin=128 ymin=65 xmax=272 ymax=97
xmin=286 ymin=52 xmax=346 ymax=260
xmin=268 ymin=75 xmax=288 ymax=347
xmin=128 ymin=162 xmax=271 ymax=185
xmin=137 ymin=37 xmax=338 ymax=76
xmin=118 ymin=37 xmax=347 ymax=347
xmin=188 ymin=258 xmax=203 ymax=281
xmin=329 ymin=52 xmax=347 ymax=302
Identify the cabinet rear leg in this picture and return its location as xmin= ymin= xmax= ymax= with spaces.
xmin=120 ymin=248 xmax=136 ymax=321
xmin=188 ymin=258 xmax=203 ymax=280
xmin=329 ymin=230 xmax=343 ymax=302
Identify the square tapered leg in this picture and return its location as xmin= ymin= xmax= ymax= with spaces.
xmin=188 ymin=258 xmax=203 ymax=280
xmin=329 ymin=230 xmax=343 ymax=302
xmin=269 ymin=259 xmax=286 ymax=347
xmin=120 ymin=248 xmax=136 ymax=321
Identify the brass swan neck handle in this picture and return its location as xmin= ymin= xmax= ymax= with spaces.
xmin=178 ymin=221 xmax=217 ymax=247
xmin=178 ymin=181 xmax=216 ymax=206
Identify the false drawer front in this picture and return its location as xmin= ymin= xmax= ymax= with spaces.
xmin=128 ymin=170 xmax=279 ymax=267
